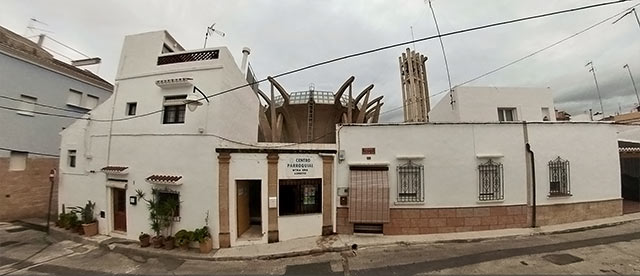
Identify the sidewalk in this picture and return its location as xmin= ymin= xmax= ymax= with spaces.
xmin=18 ymin=212 xmax=640 ymax=261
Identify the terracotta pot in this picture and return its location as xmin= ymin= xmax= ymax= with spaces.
xmin=164 ymin=237 xmax=175 ymax=250
xmin=139 ymin=235 xmax=151 ymax=247
xmin=199 ymin=237 xmax=213 ymax=254
xmin=152 ymin=236 xmax=164 ymax=248
xmin=82 ymin=222 xmax=98 ymax=237
xmin=179 ymin=243 xmax=190 ymax=250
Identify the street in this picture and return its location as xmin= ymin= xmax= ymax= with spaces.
xmin=1 ymin=220 xmax=640 ymax=275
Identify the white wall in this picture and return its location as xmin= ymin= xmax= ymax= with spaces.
xmin=336 ymin=122 xmax=621 ymax=210
xmin=430 ymin=87 xmax=556 ymax=123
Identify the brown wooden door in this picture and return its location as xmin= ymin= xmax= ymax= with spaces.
xmin=237 ymin=181 xmax=250 ymax=236
xmin=113 ymin=188 xmax=127 ymax=232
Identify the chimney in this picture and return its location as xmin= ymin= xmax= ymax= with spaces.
xmin=241 ymin=47 xmax=251 ymax=73
xmin=37 ymin=34 xmax=46 ymax=47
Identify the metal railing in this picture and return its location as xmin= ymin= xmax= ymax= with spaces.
xmin=157 ymin=49 xmax=220 ymax=65
xmin=397 ymin=161 xmax=424 ymax=202
xmin=549 ymin=157 xmax=571 ymax=196
xmin=478 ymin=159 xmax=504 ymax=201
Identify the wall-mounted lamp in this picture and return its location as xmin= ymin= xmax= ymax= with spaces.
xmin=184 ymin=86 xmax=210 ymax=112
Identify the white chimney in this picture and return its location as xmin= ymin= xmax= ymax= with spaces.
xmin=241 ymin=47 xmax=251 ymax=74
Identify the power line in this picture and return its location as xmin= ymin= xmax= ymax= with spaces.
xmin=0 ymin=146 xmax=59 ymax=157
xmin=82 ymin=0 xmax=631 ymax=123
xmin=0 ymin=104 xmax=87 ymax=120
xmin=0 ymin=95 xmax=89 ymax=114
xmin=380 ymin=2 xmax=640 ymax=117
xmin=46 ymin=35 xmax=91 ymax=59
xmin=41 ymin=45 xmax=73 ymax=61
xmin=427 ymin=0 xmax=454 ymax=107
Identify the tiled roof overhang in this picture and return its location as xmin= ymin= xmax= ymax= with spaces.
xmin=146 ymin=174 xmax=183 ymax=185
xmin=101 ymin=166 xmax=129 ymax=175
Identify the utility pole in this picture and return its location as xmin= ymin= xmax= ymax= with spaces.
xmin=586 ymin=61 xmax=604 ymax=117
xmin=623 ymin=64 xmax=640 ymax=110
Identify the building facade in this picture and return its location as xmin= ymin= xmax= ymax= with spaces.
xmin=0 ymin=25 xmax=113 ymax=221
xmin=429 ymin=86 xmax=556 ymax=122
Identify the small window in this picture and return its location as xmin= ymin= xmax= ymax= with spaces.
xmin=478 ymin=159 xmax=504 ymax=201
xmin=67 ymin=90 xmax=83 ymax=106
xmin=396 ymin=161 xmax=424 ymax=203
xmin=162 ymin=44 xmax=174 ymax=54
xmin=162 ymin=95 xmax=187 ymax=124
xmin=9 ymin=151 xmax=27 ymax=171
xmin=68 ymin=150 xmax=77 ymax=168
xmin=549 ymin=157 xmax=571 ymax=196
xmin=126 ymin=102 xmax=137 ymax=116
xmin=85 ymin=95 xmax=99 ymax=109
xmin=18 ymin=95 xmax=37 ymax=116
xmin=279 ymin=179 xmax=322 ymax=215
xmin=157 ymin=191 xmax=180 ymax=217
xmin=497 ymin=108 xmax=517 ymax=122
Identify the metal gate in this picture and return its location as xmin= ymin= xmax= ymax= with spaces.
xmin=348 ymin=166 xmax=390 ymax=223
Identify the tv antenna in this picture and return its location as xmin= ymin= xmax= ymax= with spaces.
xmin=26 ymin=18 xmax=53 ymax=35
xmin=203 ymin=23 xmax=225 ymax=48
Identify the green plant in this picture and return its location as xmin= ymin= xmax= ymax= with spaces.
xmin=175 ymin=229 xmax=193 ymax=246
xmin=58 ymin=213 xmax=72 ymax=228
xmin=136 ymin=189 xmax=179 ymax=237
xmin=70 ymin=201 xmax=96 ymax=224
xmin=192 ymin=226 xmax=210 ymax=243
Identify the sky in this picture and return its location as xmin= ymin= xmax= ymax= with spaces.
xmin=2 ymin=0 xmax=639 ymax=122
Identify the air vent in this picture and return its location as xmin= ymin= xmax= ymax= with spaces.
xmin=353 ymin=223 xmax=383 ymax=234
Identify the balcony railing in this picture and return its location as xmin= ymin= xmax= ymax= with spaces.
xmin=157 ymin=50 xmax=220 ymax=65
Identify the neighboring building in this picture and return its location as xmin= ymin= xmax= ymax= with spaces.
xmin=399 ymin=48 xmax=430 ymax=122
xmin=257 ymin=77 xmax=383 ymax=143
xmin=0 ymin=25 xmax=113 ymax=221
xmin=429 ymin=86 xmax=556 ymax=122
xmin=611 ymin=111 xmax=640 ymax=124
xmin=336 ymin=122 xmax=623 ymax=234
xmin=555 ymin=109 xmax=571 ymax=121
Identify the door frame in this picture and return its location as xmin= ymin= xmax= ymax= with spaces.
xmin=111 ymin=187 xmax=128 ymax=233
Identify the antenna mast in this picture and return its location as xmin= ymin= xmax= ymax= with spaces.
xmin=203 ymin=23 xmax=225 ymax=48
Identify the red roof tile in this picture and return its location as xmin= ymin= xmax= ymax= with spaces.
xmin=146 ymin=174 xmax=182 ymax=184
xmin=101 ymin=166 xmax=128 ymax=172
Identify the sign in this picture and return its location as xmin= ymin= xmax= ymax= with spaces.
xmin=286 ymin=156 xmax=315 ymax=177
xmin=362 ymin=147 xmax=376 ymax=155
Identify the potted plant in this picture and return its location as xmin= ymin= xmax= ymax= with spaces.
xmin=67 ymin=213 xmax=79 ymax=232
xmin=175 ymin=229 xmax=193 ymax=250
xmin=136 ymin=189 xmax=179 ymax=249
xmin=139 ymin=232 xmax=151 ymax=247
xmin=194 ymin=226 xmax=212 ymax=253
xmin=75 ymin=201 xmax=98 ymax=236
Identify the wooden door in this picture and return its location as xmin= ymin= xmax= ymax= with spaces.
xmin=236 ymin=181 xmax=250 ymax=236
xmin=113 ymin=188 xmax=127 ymax=232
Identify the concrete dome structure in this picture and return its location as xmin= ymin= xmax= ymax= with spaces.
xmin=257 ymin=76 xmax=384 ymax=143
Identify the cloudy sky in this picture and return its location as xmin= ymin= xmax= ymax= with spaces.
xmin=2 ymin=0 xmax=639 ymax=121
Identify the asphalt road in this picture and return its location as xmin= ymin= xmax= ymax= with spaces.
xmin=1 ymin=220 xmax=640 ymax=275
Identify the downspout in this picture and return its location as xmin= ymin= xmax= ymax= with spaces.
xmin=523 ymin=121 xmax=537 ymax=228
xmin=106 ymin=82 xmax=120 ymax=165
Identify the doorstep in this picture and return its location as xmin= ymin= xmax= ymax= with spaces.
xmin=20 ymin=212 xmax=640 ymax=262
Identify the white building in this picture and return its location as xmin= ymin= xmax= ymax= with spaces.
xmin=429 ymin=86 xmax=556 ymax=122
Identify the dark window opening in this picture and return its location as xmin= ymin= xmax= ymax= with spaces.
xmin=126 ymin=102 xmax=137 ymax=116
xmin=162 ymin=43 xmax=174 ymax=54
xmin=478 ymin=159 xmax=504 ymax=201
xmin=162 ymin=95 xmax=186 ymax=124
xmin=157 ymin=191 xmax=180 ymax=217
xmin=279 ymin=178 xmax=321 ymax=215
xmin=354 ymin=223 xmax=383 ymax=234
xmin=397 ymin=161 xmax=424 ymax=202
xmin=68 ymin=150 xmax=77 ymax=168
xmin=549 ymin=157 xmax=571 ymax=196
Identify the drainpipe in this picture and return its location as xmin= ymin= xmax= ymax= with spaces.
xmin=526 ymin=143 xmax=537 ymax=228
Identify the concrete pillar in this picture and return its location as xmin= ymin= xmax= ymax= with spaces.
xmin=321 ymin=154 xmax=334 ymax=235
xmin=267 ymin=153 xmax=279 ymax=243
xmin=218 ymin=152 xmax=231 ymax=248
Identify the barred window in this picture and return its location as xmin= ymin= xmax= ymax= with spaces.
xmin=478 ymin=159 xmax=504 ymax=201
xmin=549 ymin=157 xmax=570 ymax=196
xmin=397 ymin=161 xmax=424 ymax=202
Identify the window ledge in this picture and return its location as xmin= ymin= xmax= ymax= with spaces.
xmin=394 ymin=201 xmax=425 ymax=206
xmin=16 ymin=111 xmax=34 ymax=117
xmin=548 ymin=194 xmax=572 ymax=198
xmin=476 ymin=153 xmax=503 ymax=159
xmin=396 ymin=155 xmax=425 ymax=160
xmin=476 ymin=199 xmax=505 ymax=204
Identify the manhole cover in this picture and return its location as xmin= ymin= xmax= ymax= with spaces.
xmin=5 ymin=227 xmax=28 ymax=233
xmin=0 ymin=241 xmax=19 ymax=247
xmin=542 ymin=254 xmax=584 ymax=265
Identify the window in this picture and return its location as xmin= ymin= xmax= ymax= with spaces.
xmin=279 ymin=178 xmax=322 ymax=215
xmin=162 ymin=95 xmax=187 ymax=124
xmin=68 ymin=150 xmax=77 ymax=168
xmin=9 ymin=151 xmax=27 ymax=171
xmin=157 ymin=191 xmax=180 ymax=217
xmin=478 ymin=159 xmax=504 ymax=201
xmin=126 ymin=102 xmax=137 ymax=116
xmin=85 ymin=95 xmax=99 ymax=109
xmin=549 ymin=157 xmax=571 ymax=196
xmin=18 ymin=95 xmax=37 ymax=116
xmin=67 ymin=90 xmax=83 ymax=106
xmin=541 ymin=107 xmax=551 ymax=121
xmin=497 ymin=108 xmax=517 ymax=122
xmin=162 ymin=44 xmax=174 ymax=53
xmin=396 ymin=161 xmax=424 ymax=202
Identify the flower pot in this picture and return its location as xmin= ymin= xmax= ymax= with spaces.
xmin=164 ymin=237 xmax=175 ymax=250
xmin=199 ymin=237 xmax=212 ymax=254
xmin=82 ymin=221 xmax=98 ymax=237
xmin=139 ymin=235 xmax=151 ymax=247
xmin=179 ymin=243 xmax=190 ymax=250
xmin=152 ymin=236 xmax=164 ymax=248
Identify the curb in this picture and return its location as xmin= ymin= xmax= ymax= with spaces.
xmin=23 ymin=215 xmax=640 ymax=262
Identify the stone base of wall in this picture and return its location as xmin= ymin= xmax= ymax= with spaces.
xmin=0 ymin=157 xmax=58 ymax=221
xmin=336 ymin=205 xmax=529 ymax=235
xmin=536 ymin=198 xmax=622 ymax=226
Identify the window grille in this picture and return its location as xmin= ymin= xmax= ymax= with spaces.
xmin=157 ymin=50 xmax=219 ymax=65
xmin=279 ymin=178 xmax=322 ymax=215
xmin=478 ymin=159 xmax=504 ymax=201
xmin=396 ymin=161 xmax=424 ymax=202
xmin=549 ymin=157 xmax=570 ymax=196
